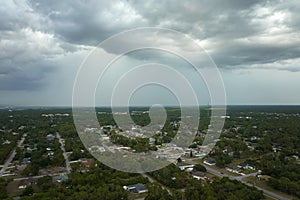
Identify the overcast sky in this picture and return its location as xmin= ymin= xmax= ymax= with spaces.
xmin=0 ymin=0 xmax=300 ymax=106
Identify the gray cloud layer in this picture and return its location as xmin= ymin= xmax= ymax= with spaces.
xmin=0 ymin=0 xmax=300 ymax=100
xmin=24 ymin=0 xmax=300 ymax=68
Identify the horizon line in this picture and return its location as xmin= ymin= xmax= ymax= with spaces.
xmin=1 ymin=104 xmax=300 ymax=108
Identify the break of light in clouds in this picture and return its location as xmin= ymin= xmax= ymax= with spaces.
xmin=0 ymin=0 xmax=300 ymax=106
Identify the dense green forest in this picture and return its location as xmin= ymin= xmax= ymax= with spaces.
xmin=0 ymin=106 xmax=299 ymax=199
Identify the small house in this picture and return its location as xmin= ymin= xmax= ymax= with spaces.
xmin=203 ymin=158 xmax=216 ymax=166
xmin=176 ymin=162 xmax=194 ymax=171
xmin=237 ymin=163 xmax=256 ymax=170
xmin=123 ymin=183 xmax=148 ymax=194
xmin=53 ymin=173 xmax=68 ymax=183
xmin=191 ymin=171 xmax=206 ymax=180
xmin=46 ymin=134 xmax=55 ymax=141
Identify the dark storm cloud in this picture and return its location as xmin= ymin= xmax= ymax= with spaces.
xmin=0 ymin=25 xmax=65 ymax=90
xmin=0 ymin=49 xmax=59 ymax=91
xmin=0 ymin=1 xmax=78 ymax=91
xmin=28 ymin=0 xmax=147 ymax=45
xmin=26 ymin=0 xmax=300 ymax=71
xmin=27 ymin=0 xmax=264 ymax=45
xmin=213 ymin=40 xmax=300 ymax=69
xmin=125 ymin=0 xmax=270 ymax=45
xmin=126 ymin=0 xmax=300 ymax=71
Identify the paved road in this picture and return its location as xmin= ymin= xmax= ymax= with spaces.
xmin=242 ymin=180 xmax=289 ymax=200
xmin=56 ymin=132 xmax=72 ymax=174
xmin=235 ymin=171 xmax=259 ymax=181
xmin=142 ymin=173 xmax=172 ymax=195
xmin=13 ymin=173 xmax=65 ymax=181
xmin=185 ymin=159 xmax=288 ymax=200
xmin=0 ymin=134 xmax=26 ymax=177
xmin=14 ymin=175 xmax=46 ymax=181
xmin=141 ymin=173 xmax=154 ymax=183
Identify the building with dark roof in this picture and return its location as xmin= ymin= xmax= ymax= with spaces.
xmin=203 ymin=157 xmax=216 ymax=166
xmin=123 ymin=183 xmax=148 ymax=194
